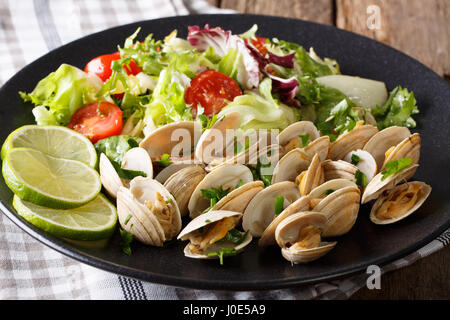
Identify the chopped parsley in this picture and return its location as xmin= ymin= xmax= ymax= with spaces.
xmin=110 ymin=160 xmax=147 ymax=180
xmin=351 ymin=153 xmax=361 ymax=165
xmin=299 ymin=133 xmax=310 ymax=147
xmin=124 ymin=214 xmax=132 ymax=225
xmin=206 ymin=247 xmax=241 ymax=265
xmin=274 ymin=196 xmax=285 ymax=216
xmin=235 ymin=179 xmax=244 ymax=189
xmin=156 ymin=153 xmax=171 ymax=167
xmin=198 ymin=113 xmax=220 ymax=132
xmin=217 ymin=228 xmax=248 ymax=245
xmin=324 ymin=189 xmax=335 ymax=196
xmin=119 ymin=227 xmax=133 ymax=256
xmin=201 ymin=186 xmax=231 ymax=212
xmin=355 ymin=170 xmax=367 ymax=188
xmin=381 ymin=158 xmax=413 ymax=181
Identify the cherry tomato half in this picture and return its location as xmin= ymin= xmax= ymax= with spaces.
xmin=84 ymin=52 xmax=141 ymax=82
xmin=185 ymin=70 xmax=242 ymax=117
xmin=68 ymin=101 xmax=123 ymax=143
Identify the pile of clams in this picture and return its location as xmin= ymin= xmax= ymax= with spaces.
xmin=99 ymin=111 xmax=431 ymax=264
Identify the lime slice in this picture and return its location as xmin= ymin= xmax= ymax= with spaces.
xmin=13 ymin=194 xmax=117 ymax=240
xmin=1 ymin=125 xmax=97 ymax=167
xmin=3 ymin=148 xmax=101 ymax=209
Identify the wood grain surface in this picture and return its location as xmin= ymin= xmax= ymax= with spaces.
xmin=209 ymin=0 xmax=450 ymax=299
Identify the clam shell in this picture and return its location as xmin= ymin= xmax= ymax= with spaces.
xmin=188 ymin=164 xmax=253 ymax=218
xmin=271 ymin=148 xmax=310 ymax=184
xmin=212 ymin=181 xmax=264 ymax=213
xmin=164 ymin=165 xmax=206 ymax=216
xmin=361 ymin=164 xmax=419 ymax=204
xmin=139 ymin=121 xmax=201 ymax=159
xmin=99 ymin=153 xmax=123 ymax=198
xmin=129 ymin=177 xmax=182 ymax=240
xmin=343 ymin=149 xmax=377 ymax=183
xmin=277 ymin=121 xmax=320 ymax=150
xmin=275 ymin=211 xmax=336 ymax=263
xmin=296 ymin=153 xmax=324 ymax=196
xmin=259 ymin=195 xmax=311 ymax=247
xmin=322 ymin=159 xmax=358 ymax=182
xmin=242 ymin=181 xmax=300 ymax=237
xmin=363 ymin=126 xmax=411 ymax=170
xmin=121 ymin=147 xmax=153 ymax=179
xmin=370 ymin=181 xmax=431 ymax=225
xmin=179 ymin=209 xmax=252 ymax=260
xmin=382 ymin=133 xmax=421 ymax=170
xmin=308 ymin=179 xmax=358 ymax=200
xmin=328 ymin=125 xmax=378 ymax=160
xmin=117 ymin=186 xmax=165 ymax=246
xmin=303 ymin=135 xmax=330 ymax=162
xmin=195 ymin=112 xmax=241 ymax=164
xmin=154 ymin=160 xmax=200 ymax=184
xmin=314 ymin=186 xmax=361 ymax=237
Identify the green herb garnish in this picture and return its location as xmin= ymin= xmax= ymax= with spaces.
xmin=351 ymin=153 xmax=361 ymax=165
xmin=381 ymin=158 xmax=413 ymax=181
xmin=217 ymin=229 xmax=248 ymax=245
xmin=198 ymin=113 xmax=220 ymax=132
xmin=156 ymin=153 xmax=171 ymax=167
xmin=201 ymin=186 xmax=231 ymax=212
xmin=274 ymin=196 xmax=284 ymax=216
xmin=235 ymin=179 xmax=243 ymax=189
xmin=206 ymin=247 xmax=241 ymax=265
xmin=110 ymin=160 xmax=147 ymax=180
xmin=299 ymin=133 xmax=310 ymax=148
xmin=124 ymin=214 xmax=132 ymax=225
xmin=355 ymin=170 xmax=367 ymax=188
xmin=119 ymin=228 xmax=133 ymax=256
xmin=324 ymin=189 xmax=335 ymax=196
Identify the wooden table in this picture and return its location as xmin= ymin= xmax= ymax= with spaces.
xmin=209 ymin=0 xmax=450 ymax=299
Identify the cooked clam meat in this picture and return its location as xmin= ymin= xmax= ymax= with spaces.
xmin=374 ymin=183 xmax=420 ymax=220
xmin=144 ymin=192 xmax=179 ymax=240
xmin=288 ymin=225 xmax=321 ymax=252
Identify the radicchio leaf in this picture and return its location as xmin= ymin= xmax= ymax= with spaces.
xmin=187 ymin=24 xmax=259 ymax=89
xmin=265 ymin=72 xmax=300 ymax=107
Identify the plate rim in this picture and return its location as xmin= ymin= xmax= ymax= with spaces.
xmin=0 ymin=13 xmax=449 ymax=291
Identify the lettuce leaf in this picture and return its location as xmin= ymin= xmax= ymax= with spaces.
xmin=372 ymin=86 xmax=419 ymax=129
xmin=272 ymin=39 xmax=338 ymax=78
xmin=95 ymin=135 xmax=141 ymax=165
xmin=143 ymin=66 xmax=193 ymax=127
xmin=218 ymin=78 xmax=299 ymax=131
xmin=20 ymin=64 xmax=102 ymax=125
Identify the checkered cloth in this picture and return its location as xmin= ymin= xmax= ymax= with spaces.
xmin=0 ymin=0 xmax=448 ymax=300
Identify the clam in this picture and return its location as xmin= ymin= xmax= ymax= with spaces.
xmin=370 ymin=181 xmax=431 ymax=225
xmin=314 ymin=185 xmax=361 ymax=237
xmin=322 ymin=159 xmax=358 ymax=182
xmin=139 ymin=121 xmax=201 ymax=160
xmin=303 ymin=135 xmax=330 ymax=162
xmin=308 ymin=179 xmax=358 ymax=208
xmin=177 ymin=210 xmax=252 ymax=259
xmin=354 ymin=107 xmax=377 ymax=126
xmin=211 ymin=181 xmax=264 ymax=213
xmin=277 ymin=121 xmax=320 ymax=154
xmin=99 ymin=147 xmax=153 ymax=198
xmin=242 ymin=181 xmax=300 ymax=237
xmin=343 ymin=149 xmax=377 ymax=183
xmin=382 ymin=133 xmax=421 ymax=170
xmin=163 ymin=165 xmax=206 ymax=216
xmin=363 ymin=126 xmax=411 ymax=170
xmin=361 ymin=164 xmax=418 ymax=204
xmin=271 ymin=148 xmax=310 ymax=184
xmin=259 ymin=195 xmax=311 ymax=247
xmin=328 ymin=124 xmax=378 ymax=160
xmin=295 ymin=153 xmax=324 ymax=196
xmin=117 ymin=177 xmax=181 ymax=246
xmin=195 ymin=112 xmax=241 ymax=164
xmin=188 ymin=164 xmax=253 ymax=218
xmin=154 ymin=160 xmax=200 ymax=184
xmin=275 ymin=212 xmax=337 ymax=264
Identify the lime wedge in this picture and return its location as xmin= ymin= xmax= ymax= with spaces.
xmin=13 ymin=194 xmax=117 ymax=240
xmin=1 ymin=125 xmax=97 ymax=167
xmin=3 ymin=148 xmax=101 ymax=209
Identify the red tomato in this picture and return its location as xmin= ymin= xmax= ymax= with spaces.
xmin=185 ymin=70 xmax=242 ymax=117
xmin=84 ymin=52 xmax=141 ymax=82
xmin=68 ymin=102 xmax=123 ymax=143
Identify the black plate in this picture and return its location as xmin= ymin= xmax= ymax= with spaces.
xmin=1 ymin=14 xmax=449 ymax=291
